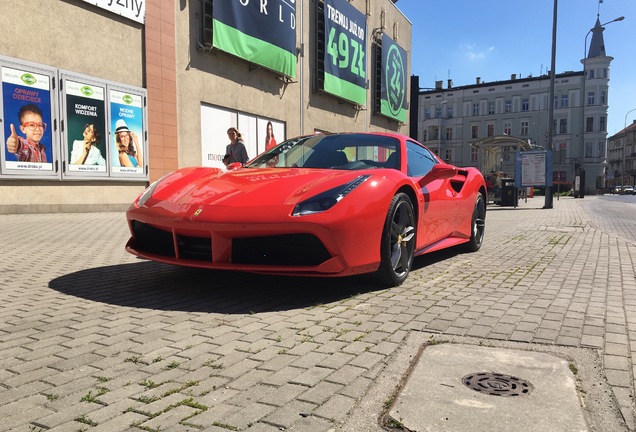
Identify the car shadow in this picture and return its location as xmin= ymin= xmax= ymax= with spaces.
xmin=48 ymin=260 xmax=390 ymax=314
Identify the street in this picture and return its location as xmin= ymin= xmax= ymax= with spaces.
xmin=1 ymin=195 xmax=636 ymax=431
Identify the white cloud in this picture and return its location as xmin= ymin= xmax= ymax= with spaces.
xmin=461 ymin=43 xmax=495 ymax=60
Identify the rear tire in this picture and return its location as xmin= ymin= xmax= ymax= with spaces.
xmin=375 ymin=193 xmax=416 ymax=287
xmin=464 ymin=192 xmax=486 ymax=252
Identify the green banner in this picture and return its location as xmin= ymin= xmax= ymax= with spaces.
xmin=212 ymin=1 xmax=297 ymax=78
xmin=322 ymin=0 xmax=367 ymax=106
xmin=380 ymin=33 xmax=407 ymax=122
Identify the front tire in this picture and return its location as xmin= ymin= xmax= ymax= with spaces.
xmin=463 ymin=192 xmax=486 ymax=252
xmin=375 ymin=193 xmax=416 ymax=287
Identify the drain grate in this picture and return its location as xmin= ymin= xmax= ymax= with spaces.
xmin=462 ymin=372 xmax=533 ymax=397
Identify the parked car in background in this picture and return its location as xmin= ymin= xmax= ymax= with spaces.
xmin=622 ymin=185 xmax=635 ymax=195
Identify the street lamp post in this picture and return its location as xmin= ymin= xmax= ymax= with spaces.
xmin=579 ymin=15 xmax=624 ymax=197
xmin=544 ymin=0 xmax=558 ymax=209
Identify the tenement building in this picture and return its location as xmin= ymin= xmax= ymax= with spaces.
xmin=412 ymin=16 xmax=614 ymax=195
xmin=607 ymin=121 xmax=636 ymax=189
xmin=0 ymin=0 xmax=411 ymax=213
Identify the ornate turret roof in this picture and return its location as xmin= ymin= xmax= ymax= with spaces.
xmin=587 ymin=16 xmax=607 ymax=58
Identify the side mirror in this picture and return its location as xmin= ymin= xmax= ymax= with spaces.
xmin=418 ymin=163 xmax=458 ymax=186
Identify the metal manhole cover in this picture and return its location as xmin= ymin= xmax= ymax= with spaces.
xmin=462 ymin=372 xmax=533 ymax=396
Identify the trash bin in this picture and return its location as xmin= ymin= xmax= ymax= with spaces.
xmin=500 ymin=178 xmax=518 ymax=206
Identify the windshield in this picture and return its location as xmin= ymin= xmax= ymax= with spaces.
xmin=244 ymin=134 xmax=400 ymax=170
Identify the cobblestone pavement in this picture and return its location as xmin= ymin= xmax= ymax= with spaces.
xmin=1 ymin=195 xmax=635 ymax=431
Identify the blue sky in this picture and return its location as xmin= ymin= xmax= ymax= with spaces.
xmin=395 ymin=0 xmax=635 ymax=136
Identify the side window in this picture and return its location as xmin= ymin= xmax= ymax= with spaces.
xmin=406 ymin=141 xmax=437 ymax=177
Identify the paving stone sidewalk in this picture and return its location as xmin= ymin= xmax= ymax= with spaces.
xmin=1 ymin=195 xmax=635 ymax=431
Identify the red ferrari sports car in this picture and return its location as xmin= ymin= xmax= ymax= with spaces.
xmin=126 ymin=132 xmax=486 ymax=286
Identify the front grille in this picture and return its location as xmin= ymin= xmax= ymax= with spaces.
xmin=177 ymin=234 xmax=212 ymax=262
xmin=132 ymin=220 xmax=175 ymax=258
xmin=232 ymin=234 xmax=331 ymax=266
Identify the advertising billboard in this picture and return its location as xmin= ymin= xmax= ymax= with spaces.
xmin=379 ymin=33 xmax=408 ymax=123
xmin=64 ymin=79 xmax=108 ymax=175
xmin=0 ymin=56 xmax=147 ymax=181
xmin=110 ymin=89 xmax=145 ymax=176
xmin=212 ymin=0 xmax=297 ymax=78
xmin=1 ymin=66 xmax=55 ymax=174
xmin=321 ymin=0 xmax=367 ymax=106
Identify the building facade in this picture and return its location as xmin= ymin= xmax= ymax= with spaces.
xmin=412 ymin=17 xmax=613 ymax=195
xmin=0 ymin=0 xmax=411 ymax=214
xmin=607 ymin=120 xmax=636 ymax=188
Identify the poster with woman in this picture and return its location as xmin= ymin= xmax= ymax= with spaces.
xmin=1 ymin=66 xmax=54 ymax=172
xmin=65 ymin=79 xmax=107 ymax=174
xmin=109 ymin=89 xmax=144 ymax=175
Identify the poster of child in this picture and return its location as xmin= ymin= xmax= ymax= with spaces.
xmin=2 ymin=66 xmax=53 ymax=171
xmin=65 ymin=80 xmax=107 ymax=173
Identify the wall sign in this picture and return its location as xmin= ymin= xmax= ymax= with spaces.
xmin=212 ymin=0 xmax=297 ymax=78
xmin=79 ymin=0 xmax=145 ymax=24
xmin=379 ymin=33 xmax=407 ymax=123
xmin=321 ymin=0 xmax=367 ymax=106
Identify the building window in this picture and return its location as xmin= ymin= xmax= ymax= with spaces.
xmin=601 ymin=90 xmax=606 ymax=105
xmin=521 ymin=99 xmax=529 ymax=111
xmin=471 ymin=146 xmax=479 ymax=162
xmin=597 ymin=141 xmax=605 ymax=158
xmin=505 ymin=100 xmax=512 ymax=113
xmin=435 ymin=107 xmax=442 ymax=118
xmin=488 ymin=101 xmax=495 ymax=114
xmin=422 ymin=130 xmax=428 ymax=142
xmin=561 ymin=95 xmax=569 ymax=107
xmin=504 ymin=122 xmax=511 ymax=135
xmin=472 ymin=125 xmax=479 ymax=138
xmin=487 ymin=124 xmax=495 ymax=137
xmin=586 ymin=117 xmax=594 ymax=132
xmin=447 ymin=106 xmax=454 ymax=118
xmin=559 ymin=119 xmax=567 ymax=134
xmin=585 ymin=142 xmax=593 ymax=158
xmin=600 ymin=116 xmax=606 ymax=131
xmin=521 ymin=121 xmax=529 ymax=135
xmin=603 ymin=68 xmax=608 ymax=78
xmin=472 ymin=103 xmax=479 ymax=116
xmin=444 ymin=149 xmax=452 ymax=163
xmin=553 ymin=96 xmax=558 ymax=108
xmin=587 ymin=91 xmax=595 ymax=106
xmin=556 ymin=142 xmax=567 ymax=163
xmin=589 ymin=69 xmax=595 ymax=79
xmin=424 ymin=108 xmax=431 ymax=119
xmin=445 ymin=127 xmax=453 ymax=140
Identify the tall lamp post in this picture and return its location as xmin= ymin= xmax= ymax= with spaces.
xmin=544 ymin=0 xmax=558 ymax=209
xmin=623 ymin=107 xmax=636 ymax=187
xmin=579 ymin=15 xmax=624 ymax=197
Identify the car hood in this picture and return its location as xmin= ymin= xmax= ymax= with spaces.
xmin=144 ymin=166 xmax=384 ymax=213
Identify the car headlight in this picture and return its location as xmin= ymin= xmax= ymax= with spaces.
xmin=137 ymin=174 xmax=169 ymax=207
xmin=292 ymin=175 xmax=370 ymax=216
